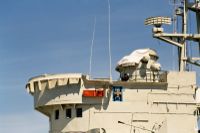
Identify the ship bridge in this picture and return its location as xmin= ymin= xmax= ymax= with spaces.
xmin=25 ymin=0 xmax=200 ymax=132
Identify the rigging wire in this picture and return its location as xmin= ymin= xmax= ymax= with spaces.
xmin=89 ymin=17 xmax=96 ymax=79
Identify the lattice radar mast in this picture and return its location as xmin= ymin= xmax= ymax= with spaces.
xmin=145 ymin=0 xmax=200 ymax=71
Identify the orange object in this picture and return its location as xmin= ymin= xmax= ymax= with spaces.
xmin=83 ymin=90 xmax=104 ymax=97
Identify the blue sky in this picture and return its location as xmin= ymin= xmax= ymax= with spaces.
xmin=0 ymin=0 xmax=199 ymax=133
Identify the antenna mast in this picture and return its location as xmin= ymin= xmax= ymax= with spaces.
xmin=145 ymin=0 xmax=200 ymax=71
xmin=170 ymin=0 xmax=180 ymax=70
xmin=108 ymin=0 xmax=112 ymax=80
xmin=89 ymin=17 xmax=96 ymax=79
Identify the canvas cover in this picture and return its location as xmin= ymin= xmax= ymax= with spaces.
xmin=117 ymin=49 xmax=151 ymax=68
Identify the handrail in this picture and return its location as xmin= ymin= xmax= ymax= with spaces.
xmin=129 ymin=69 xmax=167 ymax=82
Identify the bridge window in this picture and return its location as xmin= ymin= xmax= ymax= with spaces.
xmin=66 ymin=108 xmax=72 ymax=118
xmin=76 ymin=108 xmax=82 ymax=117
xmin=55 ymin=109 xmax=59 ymax=120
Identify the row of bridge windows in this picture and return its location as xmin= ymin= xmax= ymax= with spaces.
xmin=55 ymin=108 xmax=82 ymax=120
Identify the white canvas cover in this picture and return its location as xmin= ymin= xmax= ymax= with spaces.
xmin=117 ymin=49 xmax=151 ymax=68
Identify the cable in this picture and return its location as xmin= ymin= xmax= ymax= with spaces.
xmin=118 ymin=121 xmax=155 ymax=133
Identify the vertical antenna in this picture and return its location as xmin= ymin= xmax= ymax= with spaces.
xmin=108 ymin=0 xmax=112 ymax=81
xmin=89 ymin=17 xmax=96 ymax=79
xmin=181 ymin=0 xmax=187 ymax=71
xmin=171 ymin=0 xmax=178 ymax=33
xmin=170 ymin=0 xmax=180 ymax=70
xmin=196 ymin=0 xmax=200 ymax=56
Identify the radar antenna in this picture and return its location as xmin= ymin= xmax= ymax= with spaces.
xmin=145 ymin=0 xmax=200 ymax=71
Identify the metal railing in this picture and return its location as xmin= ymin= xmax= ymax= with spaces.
xmin=130 ymin=69 xmax=167 ymax=82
